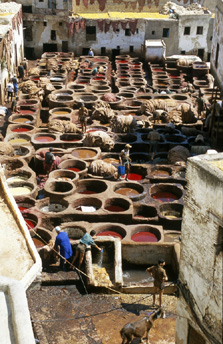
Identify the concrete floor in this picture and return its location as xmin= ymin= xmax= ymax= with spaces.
xmin=27 ymin=283 xmax=177 ymax=344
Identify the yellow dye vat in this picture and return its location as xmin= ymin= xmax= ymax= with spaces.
xmin=9 ymin=138 xmax=29 ymax=144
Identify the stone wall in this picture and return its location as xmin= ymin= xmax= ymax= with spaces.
xmin=210 ymin=0 xmax=223 ymax=88
xmin=176 ymin=153 xmax=223 ymax=344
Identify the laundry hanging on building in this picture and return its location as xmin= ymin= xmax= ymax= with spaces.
xmin=121 ymin=20 xmax=128 ymax=30
xmin=111 ymin=21 xmax=119 ymax=32
xmin=98 ymin=20 xmax=104 ymax=32
xmin=97 ymin=0 xmax=106 ymax=11
xmin=104 ymin=20 xmax=111 ymax=33
xmin=129 ymin=19 xmax=138 ymax=34
xmin=83 ymin=0 xmax=88 ymax=8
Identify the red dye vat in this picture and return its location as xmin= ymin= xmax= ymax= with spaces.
xmin=18 ymin=206 xmax=28 ymax=212
xmin=131 ymin=232 xmax=158 ymax=242
xmin=79 ymin=190 xmax=96 ymax=194
xmin=128 ymin=173 xmax=143 ymax=181
xmin=117 ymin=60 xmax=128 ymax=63
xmin=25 ymin=219 xmax=36 ymax=229
xmin=19 ymin=110 xmax=35 ymax=115
xmin=97 ymin=231 xmax=122 ymax=239
xmin=35 ymin=136 xmax=55 ymax=142
xmin=93 ymin=77 xmax=103 ymax=80
xmin=12 ymin=128 xmax=30 ymax=132
xmin=105 ymin=205 xmax=125 ymax=212
xmin=32 ymin=77 xmax=40 ymax=81
xmin=169 ymin=75 xmax=180 ymax=78
xmin=152 ymin=192 xmax=178 ymax=202
xmin=152 ymin=69 xmax=164 ymax=72
xmin=67 ymin=167 xmax=81 ymax=172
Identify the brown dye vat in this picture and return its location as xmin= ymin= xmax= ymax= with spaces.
xmin=32 ymin=237 xmax=45 ymax=248
xmin=12 ymin=117 xmax=33 ymax=124
xmin=34 ymin=135 xmax=55 ymax=143
xmin=77 ymin=180 xmax=107 ymax=194
xmin=115 ymin=187 xmax=139 ymax=197
xmin=151 ymin=170 xmax=170 ymax=177
xmin=104 ymin=198 xmax=130 ymax=212
xmin=52 ymin=110 xmax=70 ymax=115
xmin=72 ymin=149 xmax=97 ymax=159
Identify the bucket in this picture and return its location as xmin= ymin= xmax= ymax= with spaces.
xmin=118 ymin=165 xmax=125 ymax=176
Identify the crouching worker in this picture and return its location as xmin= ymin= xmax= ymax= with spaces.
xmin=44 ymin=147 xmax=55 ymax=175
xmin=54 ymin=226 xmax=73 ymax=271
xmin=71 ymin=230 xmax=102 ymax=270
xmin=146 ymin=259 xmax=168 ymax=307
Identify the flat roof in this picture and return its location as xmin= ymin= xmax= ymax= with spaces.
xmin=74 ymin=12 xmax=169 ymax=19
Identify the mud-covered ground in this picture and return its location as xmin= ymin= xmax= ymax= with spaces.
xmin=27 ymin=284 xmax=178 ymax=344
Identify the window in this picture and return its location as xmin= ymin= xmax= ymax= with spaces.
xmin=198 ymin=49 xmax=204 ymax=60
xmin=129 ymin=46 xmax=134 ymax=53
xmin=24 ymin=26 xmax=33 ymax=41
xmin=116 ymin=29 xmax=120 ymax=33
xmin=152 ymin=30 xmax=155 ymax=35
xmin=62 ymin=41 xmax=68 ymax=52
xmin=43 ymin=21 xmax=47 ymax=26
xmin=207 ymin=53 xmax=211 ymax=62
xmin=184 ymin=27 xmax=190 ymax=35
xmin=117 ymin=46 xmax=120 ymax=49
xmin=51 ymin=30 xmax=56 ymax=40
xmin=215 ymin=43 xmax=219 ymax=68
xmin=59 ymin=22 xmax=62 ymax=26
xmin=101 ymin=47 xmax=106 ymax=55
xmin=181 ymin=51 xmax=186 ymax=55
xmin=125 ymin=28 xmax=131 ymax=36
xmin=86 ymin=26 xmax=96 ymax=41
xmin=39 ymin=0 xmax=44 ymax=2
xmin=162 ymin=28 xmax=169 ymax=37
xmin=210 ymin=36 xmax=212 ymax=41
xmin=136 ymin=29 xmax=138 ymax=34
xmin=197 ymin=26 xmax=203 ymax=35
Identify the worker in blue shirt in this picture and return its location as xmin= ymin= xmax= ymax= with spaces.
xmin=71 ymin=230 xmax=102 ymax=269
xmin=88 ymin=48 xmax=94 ymax=56
xmin=54 ymin=226 xmax=73 ymax=271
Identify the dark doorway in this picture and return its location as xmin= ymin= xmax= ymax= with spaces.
xmin=25 ymin=47 xmax=35 ymax=60
xmin=43 ymin=43 xmax=57 ymax=52
xmin=197 ymin=48 xmax=204 ymax=60
xmin=82 ymin=47 xmax=89 ymax=55
xmin=62 ymin=41 xmax=68 ymax=52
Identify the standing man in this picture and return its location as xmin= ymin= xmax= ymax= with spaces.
xmin=11 ymin=97 xmax=20 ymax=113
xmin=71 ymin=230 xmax=102 ymax=270
xmin=147 ymin=129 xmax=161 ymax=161
xmin=54 ymin=226 xmax=73 ymax=271
xmin=11 ymin=74 xmax=19 ymax=97
xmin=118 ymin=144 xmax=132 ymax=181
xmin=146 ymin=259 xmax=168 ymax=307
xmin=88 ymin=48 xmax=94 ymax=57
xmin=44 ymin=147 xmax=55 ymax=175
xmin=197 ymin=91 xmax=206 ymax=118
xmin=78 ymin=103 xmax=88 ymax=133
xmin=18 ymin=63 xmax=25 ymax=81
xmin=6 ymin=80 xmax=14 ymax=102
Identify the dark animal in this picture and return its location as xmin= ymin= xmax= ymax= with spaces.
xmin=120 ymin=308 xmax=164 ymax=344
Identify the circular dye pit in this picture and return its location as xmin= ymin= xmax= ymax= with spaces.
xmin=71 ymin=149 xmax=97 ymax=159
xmin=127 ymin=173 xmax=143 ymax=181
xmin=12 ymin=117 xmax=32 ymax=124
xmin=9 ymin=137 xmax=29 ymax=144
xmin=24 ymin=218 xmax=36 ymax=229
xmin=53 ymin=110 xmax=71 ymax=115
xmin=67 ymin=167 xmax=80 ymax=172
xmin=77 ymin=180 xmax=107 ymax=195
xmin=131 ymin=232 xmax=158 ymax=242
xmin=115 ymin=187 xmax=139 ymax=197
xmin=32 ymin=237 xmax=45 ymax=248
xmin=34 ymin=135 xmax=55 ymax=142
xmin=152 ymin=192 xmax=178 ymax=202
xmin=7 ymin=174 xmax=30 ymax=183
xmin=104 ymin=198 xmax=130 ymax=212
xmin=103 ymin=157 xmax=119 ymax=164
xmin=41 ymin=203 xmax=67 ymax=213
xmin=9 ymin=185 xmax=33 ymax=196
xmin=151 ymin=170 xmax=170 ymax=177
xmin=19 ymin=109 xmax=36 ymax=115
xmin=96 ymin=231 xmax=122 ymax=239
xmin=105 ymin=205 xmax=125 ymax=212
xmin=11 ymin=127 xmax=31 ymax=132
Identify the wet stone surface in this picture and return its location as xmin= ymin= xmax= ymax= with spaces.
xmin=27 ymin=285 xmax=177 ymax=344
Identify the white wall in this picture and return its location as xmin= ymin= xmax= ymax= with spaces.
xmin=176 ymin=153 xmax=223 ymax=344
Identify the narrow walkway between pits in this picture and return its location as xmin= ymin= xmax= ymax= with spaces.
xmin=27 ymin=285 xmax=177 ymax=344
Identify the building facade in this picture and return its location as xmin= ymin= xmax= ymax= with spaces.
xmin=19 ymin=0 xmax=215 ymax=60
xmin=175 ymin=154 xmax=223 ymax=344
xmin=210 ymin=0 xmax=223 ymax=88
xmin=0 ymin=2 xmax=24 ymax=104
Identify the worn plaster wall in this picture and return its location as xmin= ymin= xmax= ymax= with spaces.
xmin=176 ymin=154 xmax=223 ymax=344
xmin=72 ymin=0 xmax=217 ymax=13
xmin=72 ymin=18 xmax=145 ymax=57
xmin=210 ymin=0 xmax=223 ymax=87
xmin=23 ymin=14 xmax=69 ymax=58
xmin=178 ymin=14 xmax=213 ymax=61
xmin=145 ymin=19 xmax=179 ymax=57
